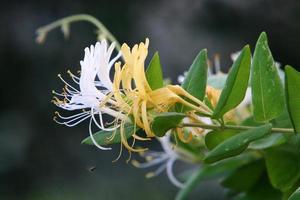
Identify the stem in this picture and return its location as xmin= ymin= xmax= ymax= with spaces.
xmin=179 ymin=123 xmax=294 ymax=133
xmin=175 ymin=169 xmax=203 ymax=200
xmin=36 ymin=14 xmax=121 ymax=50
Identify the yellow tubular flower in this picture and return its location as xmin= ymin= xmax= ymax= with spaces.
xmin=206 ymin=85 xmax=221 ymax=107
xmin=205 ymin=85 xmax=237 ymax=121
xmin=113 ymin=38 xmax=213 ymax=151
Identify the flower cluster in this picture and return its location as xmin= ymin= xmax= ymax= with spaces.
xmin=44 ymin=15 xmax=300 ymax=199
xmin=53 ymin=39 xmax=218 ymax=154
xmin=53 ymin=40 xmax=127 ymax=150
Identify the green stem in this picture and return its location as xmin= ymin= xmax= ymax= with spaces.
xmin=36 ymin=14 xmax=121 ymax=50
xmin=179 ymin=123 xmax=294 ymax=133
xmin=175 ymin=169 xmax=203 ymax=200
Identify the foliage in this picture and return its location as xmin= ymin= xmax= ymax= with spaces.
xmin=41 ymin=15 xmax=300 ymax=200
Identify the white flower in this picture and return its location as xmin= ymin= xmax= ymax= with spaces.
xmin=132 ymin=133 xmax=185 ymax=188
xmin=182 ymin=116 xmax=212 ymax=136
xmin=53 ymin=40 xmax=128 ymax=150
xmin=177 ymin=71 xmax=187 ymax=84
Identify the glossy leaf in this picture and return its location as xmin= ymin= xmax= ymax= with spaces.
xmin=213 ymin=45 xmax=251 ymax=119
xmin=265 ymin=147 xmax=300 ymax=192
xmin=288 ymin=188 xmax=300 ymax=200
xmin=146 ymin=52 xmax=164 ymax=90
xmin=151 ymin=112 xmax=186 ymax=137
xmin=176 ymin=49 xmax=208 ymax=112
xmin=249 ymin=133 xmax=288 ymax=150
xmin=221 ymin=160 xmax=264 ymax=192
xmin=241 ymin=116 xmax=264 ymax=126
xmin=251 ymin=32 xmax=285 ymax=122
xmin=272 ymin=110 xmax=293 ymax=128
xmin=284 ymin=184 xmax=300 ymax=200
xmin=204 ymin=124 xmax=272 ymax=163
xmin=285 ymin=65 xmax=300 ymax=133
xmin=235 ymin=174 xmax=282 ymax=200
xmin=81 ymin=124 xmax=137 ymax=145
xmin=176 ymin=153 xmax=256 ymax=200
xmin=205 ymin=129 xmax=239 ymax=150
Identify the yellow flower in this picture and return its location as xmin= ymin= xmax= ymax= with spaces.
xmin=205 ymin=85 xmax=243 ymax=122
xmin=206 ymin=85 xmax=221 ymax=107
xmin=112 ymin=39 xmax=212 ymax=151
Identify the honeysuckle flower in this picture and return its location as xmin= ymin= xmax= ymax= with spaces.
xmin=52 ymin=40 xmax=129 ymax=150
xmin=132 ymin=133 xmax=185 ymax=188
xmin=181 ymin=115 xmax=213 ymax=140
xmin=112 ymin=39 xmax=213 ymax=151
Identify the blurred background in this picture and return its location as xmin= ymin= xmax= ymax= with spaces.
xmin=1 ymin=0 xmax=300 ymax=199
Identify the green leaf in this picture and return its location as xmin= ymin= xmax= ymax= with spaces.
xmin=241 ymin=116 xmax=264 ymax=126
xmin=203 ymin=96 xmax=214 ymax=110
xmin=221 ymin=160 xmax=264 ymax=192
xmin=242 ymin=116 xmax=287 ymax=149
xmin=212 ymin=45 xmax=251 ymax=119
xmin=81 ymin=124 xmax=137 ymax=145
xmin=265 ymin=147 xmax=300 ymax=192
xmin=176 ymin=49 xmax=208 ymax=112
xmin=151 ymin=112 xmax=186 ymax=137
xmin=272 ymin=110 xmax=293 ymax=129
xmin=205 ymin=129 xmax=239 ymax=150
xmin=234 ymin=173 xmax=282 ymax=200
xmin=175 ymin=153 xmax=256 ymax=200
xmin=249 ymin=133 xmax=288 ymax=150
xmin=146 ymin=52 xmax=164 ymax=90
xmin=288 ymin=188 xmax=300 ymax=200
xmin=285 ymin=65 xmax=300 ymax=133
xmin=204 ymin=124 xmax=272 ymax=163
xmin=284 ymin=183 xmax=300 ymax=200
xmin=251 ymin=32 xmax=285 ymax=122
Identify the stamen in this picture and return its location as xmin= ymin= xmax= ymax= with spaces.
xmin=112 ymin=140 xmax=123 ymax=163
xmin=67 ymin=70 xmax=80 ymax=84
xmin=166 ymin=159 xmax=184 ymax=188
xmin=52 ymin=90 xmax=73 ymax=97
xmin=132 ymin=134 xmax=151 ymax=141
xmin=141 ymin=100 xmax=155 ymax=137
xmin=55 ymin=114 xmax=91 ymax=127
xmin=89 ymin=118 xmax=112 ymax=150
xmin=57 ymin=74 xmax=79 ymax=92
xmin=91 ymin=109 xmax=118 ymax=131
xmin=120 ymin=122 xmax=147 ymax=152
xmin=107 ymin=128 xmax=117 ymax=141
xmin=145 ymin=162 xmax=167 ymax=178
xmin=126 ymin=137 xmax=136 ymax=163
xmin=132 ymin=155 xmax=168 ymax=168
xmin=55 ymin=111 xmax=90 ymax=120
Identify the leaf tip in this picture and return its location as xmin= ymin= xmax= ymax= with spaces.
xmin=201 ymin=48 xmax=207 ymax=53
xmin=256 ymin=32 xmax=269 ymax=46
xmin=243 ymin=44 xmax=250 ymax=51
xmin=81 ymin=138 xmax=89 ymax=145
xmin=259 ymin=31 xmax=267 ymax=39
xmin=285 ymin=65 xmax=293 ymax=73
xmin=195 ymin=49 xmax=208 ymax=60
xmin=200 ymin=48 xmax=208 ymax=56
